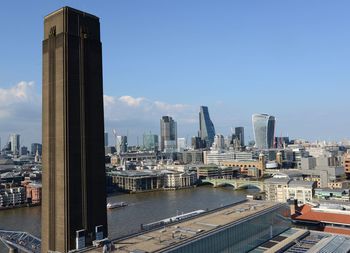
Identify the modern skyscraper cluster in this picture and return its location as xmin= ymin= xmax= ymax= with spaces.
xmin=252 ymin=114 xmax=276 ymax=149
xmin=199 ymin=106 xmax=216 ymax=148
xmin=42 ymin=7 xmax=107 ymax=252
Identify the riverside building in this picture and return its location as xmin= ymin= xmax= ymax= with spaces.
xmin=112 ymin=200 xmax=290 ymax=253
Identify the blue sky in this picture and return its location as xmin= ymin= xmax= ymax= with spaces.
xmin=0 ymin=1 xmax=349 ymax=146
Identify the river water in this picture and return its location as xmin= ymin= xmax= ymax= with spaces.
xmin=0 ymin=186 xmax=258 ymax=251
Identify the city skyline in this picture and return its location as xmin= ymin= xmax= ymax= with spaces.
xmin=1 ymin=1 xmax=350 ymax=146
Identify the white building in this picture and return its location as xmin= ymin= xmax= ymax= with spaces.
xmin=9 ymin=134 xmax=20 ymax=155
xmin=212 ymin=134 xmax=225 ymax=150
xmin=265 ymin=178 xmax=316 ymax=204
xmin=204 ymin=150 xmax=253 ymax=165
xmin=162 ymin=170 xmax=196 ymax=189
xmin=177 ymin=138 xmax=187 ymax=152
xmin=0 ymin=187 xmax=26 ymax=207
xmin=287 ymin=181 xmax=315 ymax=204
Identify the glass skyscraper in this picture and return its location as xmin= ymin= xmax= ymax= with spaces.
xmin=235 ymin=127 xmax=245 ymax=147
xmin=252 ymin=114 xmax=275 ymax=149
xmin=160 ymin=116 xmax=177 ymax=152
xmin=199 ymin=106 xmax=216 ymax=148
xmin=9 ymin=133 xmax=20 ymax=155
xmin=143 ymin=133 xmax=159 ymax=151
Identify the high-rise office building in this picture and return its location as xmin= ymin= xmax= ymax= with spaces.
xmin=160 ymin=116 xmax=177 ymax=152
xmin=191 ymin=136 xmax=206 ymax=150
xmin=199 ymin=106 xmax=215 ymax=148
xmin=104 ymin=132 xmax=108 ymax=147
xmin=9 ymin=134 xmax=20 ymax=155
xmin=212 ymin=134 xmax=225 ymax=150
xmin=116 ymin=136 xmax=128 ymax=154
xmin=20 ymin=146 xmax=28 ymax=156
xmin=42 ymin=7 xmax=107 ymax=252
xmin=274 ymin=137 xmax=290 ymax=149
xmin=31 ymin=143 xmax=42 ymax=156
xmin=235 ymin=127 xmax=245 ymax=147
xmin=143 ymin=133 xmax=159 ymax=151
xmin=252 ymin=114 xmax=276 ymax=149
xmin=177 ymin=137 xmax=187 ymax=152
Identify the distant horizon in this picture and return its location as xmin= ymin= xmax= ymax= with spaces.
xmin=1 ymin=1 xmax=350 ymax=146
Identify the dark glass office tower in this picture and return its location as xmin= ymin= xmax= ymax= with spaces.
xmin=160 ymin=116 xmax=177 ymax=152
xmin=235 ymin=127 xmax=245 ymax=147
xmin=42 ymin=7 xmax=107 ymax=252
xmin=199 ymin=106 xmax=216 ymax=148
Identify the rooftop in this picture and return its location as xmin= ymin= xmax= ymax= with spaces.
xmin=288 ymin=180 xmax=315 ymax=188
xmin=295 ymin=203 xmax=350 ymax=226
xmin=87 ymin=200 xmax=282 ymax=253
xmin=250 ymin=228 xmax=350 ymax=253
xmin=45 ymin=6 xmax=99 ymax=20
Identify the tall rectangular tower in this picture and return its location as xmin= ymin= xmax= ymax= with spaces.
xmin=42 ymin=7 xmax=107 ymax=252
xmin=160 ymin=116 xmax=177 ymax=152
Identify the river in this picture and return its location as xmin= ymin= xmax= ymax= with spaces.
xmin=0 ymin=186 xmax=258 ymax=251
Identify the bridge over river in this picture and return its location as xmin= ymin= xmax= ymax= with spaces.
xmin=201 ymin=178 xmax=265 ymax=191
xmin=0 ymin=229 xmax=41 ymax=253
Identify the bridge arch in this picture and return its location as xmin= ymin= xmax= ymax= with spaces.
xmin=236 ymin=183 xmax=263 ymax=191
xmin=215 ymin=182 xmax=236 ymax=188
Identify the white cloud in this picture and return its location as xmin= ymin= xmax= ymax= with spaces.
xmin=0 ymin=81 xmax=40 ymax=120
xmin=0 ymin=81 xmax=37 ymax=105
xmin=104 ymin=95 xmax=195 ymax=122
xmin=103 ymin=95 xmax=198 ymax=142
xmin=0 ymin=81 xmax=41 ymax=146
xmin=119 ymin=95 xmax=145 ymax=107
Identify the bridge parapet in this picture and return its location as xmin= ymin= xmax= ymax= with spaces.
xmin=0 ymin=230 xmax=41 ymax=253
xmin=202 ymin=178 xmax=265 ymax=191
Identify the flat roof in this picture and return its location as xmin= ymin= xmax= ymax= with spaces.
xmin=250 ymin=228 xmax=350 ymax=253
xmin=45 ymin=6 xmax=99 ymax=20
xmin=110 ymin=200 xmax=282 ymax=253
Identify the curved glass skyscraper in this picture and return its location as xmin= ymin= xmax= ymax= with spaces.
xmin=199 ymin=106 xmax=216 ymax=148
xmin=252 ymin=114 xmax=275 ymax=149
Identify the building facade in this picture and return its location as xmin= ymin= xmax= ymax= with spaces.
xmin=177 ymin=150 xmax=203 ymax=164
xmin=104 ymin=132 xmax=108 ymax=147
xmin=115 ymin=201 xmax=291 ymax=253
xmin=0 ymin=187 xmax=26 ymax=207
xmin=116 ymin=135 xmax=128 ymax=155
xmin=31 ymin=143 xmax=42 ymax=156
xmin=9 ymin=134 xmax=20 ymax=155
xmin=160 ymin=116 xmax=177 ymax=152
xmin=344 ymin=151 xmax=350 ymax=178
xmin=235 ymin=127 xmax=245 ymax=147
xmin=265 ymin=178 xmax=316 ymax=204
xmin=42 ymin=7 xmax=107 ymax=252
xmin=177 ymin=138 xmax=187 ymax=152
xmin=212 ymin=134 xmax=225 ymax=150
xmin=252 ymin=114 xmax=275 ymax=149
xmin=143 ymin=133 xmax=159 ymax=151
xmin=199 ymin=106 xmax=216 ymax=148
